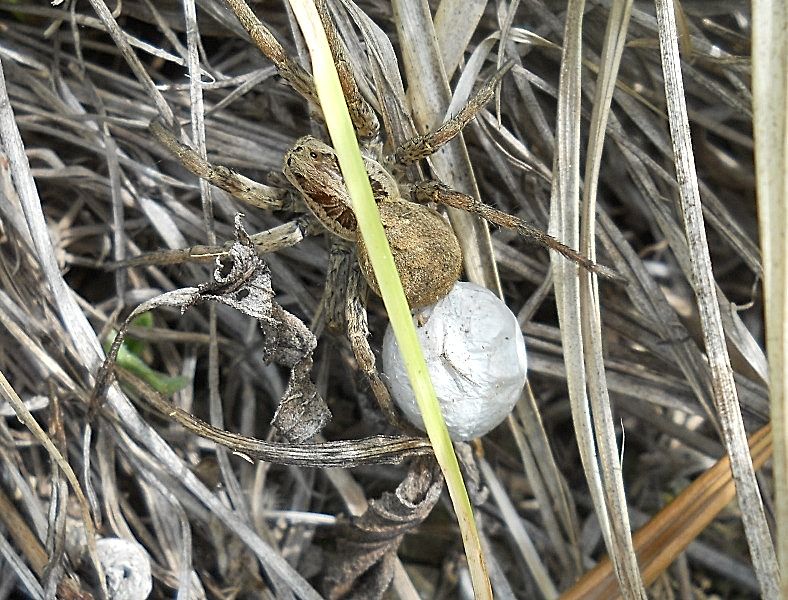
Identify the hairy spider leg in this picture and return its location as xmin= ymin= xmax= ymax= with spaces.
xmin=410 ymin=181 xmax=626 ymax=283
xmin=315 ymin=0 xmax=380 ymax=139
xmin=344 ymin=260 xmax=413 ymax=431
xmin=393 ymin=61 xmax=515 ymax=164
xmin=150 ymin=119 xmax=289 ymax=211
xmin=108 ymin=220 xmax=308 ymax=270
xmin=224 ymin=0 xmax=378 ymax=140
xmin=114 ymin=119 xmax=308 ymax=269
xmin=316 ymin=241 xmax=354 ymax=336
xmin=223 ymin=0 xmax=318 ymax=106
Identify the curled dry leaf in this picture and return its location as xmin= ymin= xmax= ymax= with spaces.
xmin=100 ymin=216 xmax=330 ymax=442
xmin=323 ymin=458 xmax=444 ymax=600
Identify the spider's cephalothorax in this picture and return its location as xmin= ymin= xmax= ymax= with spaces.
xmin=284 ymin=136 xmax=463 ymax=308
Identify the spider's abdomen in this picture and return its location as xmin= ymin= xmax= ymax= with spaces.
xmin=356 ymin=200 xmax=463 ymax=308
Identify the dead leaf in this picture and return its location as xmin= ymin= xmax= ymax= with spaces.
xmin=99 ymin=216 xmax=330 ymax=442
xmin=323 ymin=458 xmax=443 ymax=599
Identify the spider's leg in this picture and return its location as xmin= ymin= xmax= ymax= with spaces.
xmin=344 ymin=256 xmax=413 ymax=431
xmin=317 ymin=241 xmax=354 ymax=336
xmin=150 ymin=119 xmax=290 ymax=211
xmin=410 ymin=181 xmax=626 ymax=284
xmin=223 ymin=0 xmax=318 ymax=106
xmin=223 ymin=0 xmax=378 ymax=139
xmin=393 ymin=61 xmax=514 ymax=164
xmin=107 ymin=220 xmax=308 ymax=269
xmin=316 ymin=0 xmax=379 ymax=139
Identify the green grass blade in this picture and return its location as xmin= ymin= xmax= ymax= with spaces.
xmin=286 ymin=2 xmax=492 ymax=597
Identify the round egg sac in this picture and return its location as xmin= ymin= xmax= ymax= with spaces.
xmin=383 ymin=281 xmax=528 ymax=440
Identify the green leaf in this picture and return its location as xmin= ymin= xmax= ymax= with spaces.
xmin=104 ymin=321 xmax=189 ymax=396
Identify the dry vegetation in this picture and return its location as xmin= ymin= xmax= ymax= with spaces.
xmin=0 ymin=1 xmax=776 ymax=599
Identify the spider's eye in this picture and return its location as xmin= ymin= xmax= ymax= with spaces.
xmin=309 ymin=151 xmax=318 ymax=159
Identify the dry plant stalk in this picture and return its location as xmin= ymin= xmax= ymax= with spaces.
xmin=561 ymin=425 xmax=772 ymax=600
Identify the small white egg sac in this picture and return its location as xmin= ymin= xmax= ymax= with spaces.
xmin=95 ymin=537 xmax=152 ymax=600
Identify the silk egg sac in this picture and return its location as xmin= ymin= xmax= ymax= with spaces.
xmin=383 ymin=282 xmax=528 ymax=441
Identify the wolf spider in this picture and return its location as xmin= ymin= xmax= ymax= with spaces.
xmin=128 ymin=0 xmax=619 ymax=429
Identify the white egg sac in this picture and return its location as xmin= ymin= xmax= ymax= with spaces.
xmin=383 ymin=281 xmax=527 ymax=441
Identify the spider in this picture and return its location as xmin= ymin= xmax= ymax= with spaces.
xmin=125 ymin=0 xmax=619 ymax=429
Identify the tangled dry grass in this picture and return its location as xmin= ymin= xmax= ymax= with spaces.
xmin=0 ymin=1 xmax=778 ymax=598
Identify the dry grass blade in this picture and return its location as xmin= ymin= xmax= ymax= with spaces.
xmin=0 ymin=376 xmax=100 ymax=600
xmin=655 ymin=1 xmax=779 ymax=596
xmin=0 ymin=522 xmax=44 ymax=599
xmin=433 ymin=0 xmax=488 ymax=78
xmin=512 ymin=385 xmax=583 ymax=579
xmin=549 ymin=1 xmax=645 ymax=598
xmin=83 ymin=0 xmax=173 ymax=122
xmin=0 ymin=475 xmax=95 ymax=598
xmin=580 ymin=2 xmax=645 ymax=599
xmin=753 ymin=0 xmax=788 ymax=595
xmin=0 ymin=59 xmax=111 ymax=599
xmin=480 ymin=458 xmax=559 ymax=598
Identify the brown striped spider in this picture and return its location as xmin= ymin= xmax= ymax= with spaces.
xmin=121 ymin=0 xmax=619 ymax=429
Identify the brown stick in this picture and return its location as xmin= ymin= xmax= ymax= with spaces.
xmin=560 ymin=424 xmax=772 ymax=599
